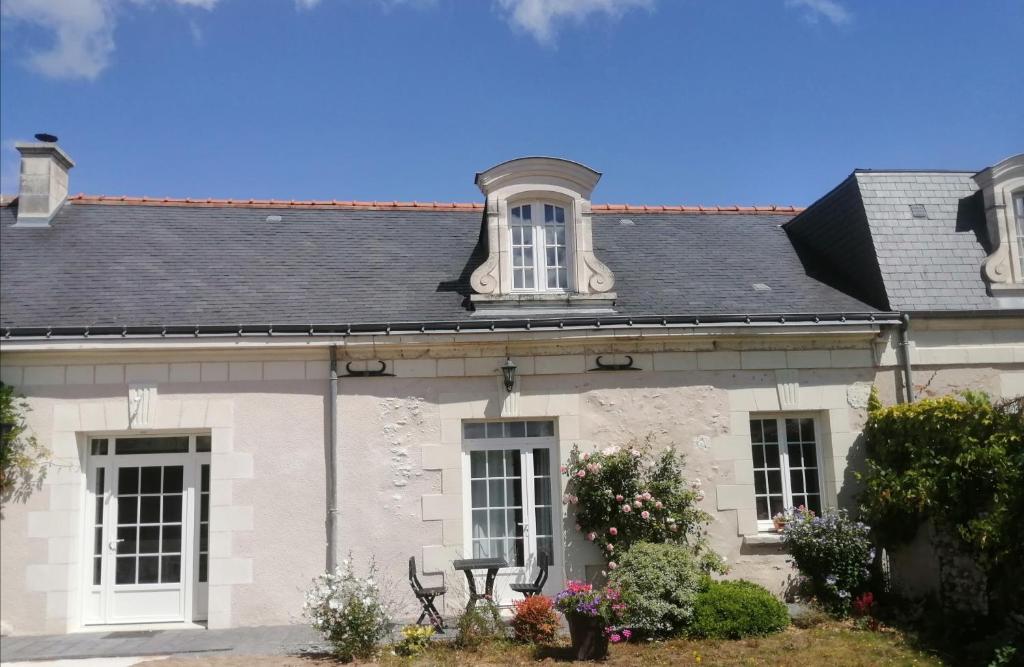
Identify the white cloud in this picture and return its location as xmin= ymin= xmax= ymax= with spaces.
xmin=785 ymin=0 xmax=850 ymax=25
xmin=0 ymin=0 xmax=220 ymax=81
xmin=495 ymin=0 xmax=651 ymax=43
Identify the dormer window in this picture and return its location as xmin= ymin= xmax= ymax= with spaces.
xmin=973 ymin=153 xmax=1024 ymax=296
xmin=510 ymin=203 xmax=569 ymax=292
xmin=470 ymin=157 xmax=615 ymax=314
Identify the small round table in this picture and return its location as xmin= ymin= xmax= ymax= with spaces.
xmin=452 ymin=557 xmax=508 ymax=612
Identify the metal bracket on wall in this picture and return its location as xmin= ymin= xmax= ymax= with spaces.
xmin=588 ymin=355 xmax=641 ymax=372
xmin=343 ymin=361 xmax=395 ymax=377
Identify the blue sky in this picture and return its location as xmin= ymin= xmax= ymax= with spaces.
xmin=1 ymin=0 xmax=1021 ymax=205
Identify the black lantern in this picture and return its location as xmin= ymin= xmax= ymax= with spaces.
xmin=500 ymin=357 xmax=517 ymax=393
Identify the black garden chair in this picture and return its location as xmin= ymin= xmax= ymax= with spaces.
xmin=509 ymin=553 xmax=549 ymax=599
xmin=408 ymin=556 xmax=446 ymax=632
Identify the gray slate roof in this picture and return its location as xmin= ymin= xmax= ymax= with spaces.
xmin=0 ymin=201 xmax=874 ymax=330
xmin=786 ymin=171 xmax=993 ymax=312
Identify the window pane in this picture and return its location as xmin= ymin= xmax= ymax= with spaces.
xmin=201 ymin=464 xmax=210 ymax=492
xmin=471 ymin=480 xmax=487 ymax=507
xmin=766 ymin=470 xmax=782 ymax=494
xmin=116 ymin=557 xmax=136 ymax=585
xmin=765 ymin=443 xmax=780 ymax=468
xmin=505 ymin=450 xmax=521 ymax=477
xmin=117 ymin=497 xmax=137 ymax=525
xmin=470 ymin=451 xmax=487 ymax=478
xmin=534 ymin=477 xmax=551 ymax=506
xmin=790 ymin=470 xmax=805 ymax=493
xmin=487 ymin=450 xmax=504 ymax=477
xmin=472 ymin=510 xmax=488 ymax=539
xmin=533 ymin=449 xmax=550 ymax=476
xmin=788 ymin=443 xmax=803 ymax=467
xmin=140 ymin=467 xmax=162 ymax=494
xmin=115 ymin=437 xmax=189 ymax=455
xmin=752 ymin=444 xmax=765 ymax=468
xmin=506 ymin=479 xmax=522 ymax=507
xmin=786 ymin=419 xmax=800 ymax=442
xmin=196 ymin=435 xmax=212 ymax=452
xmin=750 ymin=420 xmax=764 ymax=444
xmin=486 ymin=422 xmax=504 ymax=439
xmin=161 ymin=556 xmax=181 ymax=584
xmin=521 ymin=204 xmax=532 ymax=220
xmin=756 ymin=497 xmax=769 ymax=520
xmin=139 ymin=526 xmax=160 ymax=554
xmin=803 ymin=443 xmax=817 ymax=467
xmin=199 ymin=555 xmax=208 ymax=584
xmin=489 ymin=510 xmax=507 ymax=538
xmin=806 ymin=472 xmax=820 ymax=494
xmin=163 ymin=466 xmax=183 ymax=493
xmin=807 ymin=495 xmax=822 ymax=514
xmin=139 ymin=496 xmax=160 ymax=524
xmin=93 ymin=557 xmax=102 ymax=586
xmin=762 ymin=419 xmax=778 ymax=443
xmin=508 ymin=421 xmax=526 ymax=438
xmin=119 ymin=468 xmax=139 ymax=495
xmin=117 ymin=526 xmax=137 ymax=554
xmin=162 ymin=525 xmax=182 ymax=553
xmin=465 ymin=423 xmax=486 ymax=440
xmin=162 ymin=495 xmax=182 ymax=523
xmin=138 ymin=556 xmax=159 ymax=584
xmin=754 ymin=470 xmax=766 ymax=495
xmin=544 ymin=204 xmax=553 ymax=222
xmin=488 ymin=480 xmax=505 ymax=507
xmin=800 ymin=418 xmax=815 ymax=441
xmin=769 ymin=496 xmax=784 ymax=517
xmin=91 ymin=439 xmax=109 ymax=456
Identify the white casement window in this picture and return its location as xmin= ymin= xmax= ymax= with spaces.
xmin=749 ymin=416 xmax=824 ymax=531
xmin=509 ymin=203 xmax=570 ymax=292
xmin=1014 ymin=192 xmax=1024 ymax=277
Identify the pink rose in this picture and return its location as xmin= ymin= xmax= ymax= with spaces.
xmin=641 ymin=510 xmax=650 ymax=520
xmin=642 ymin=492 xmax=652 ymax=501
xmin=582 ymin=452 xmax=590 ymax=461
xmin=587 ymin=532 xmax=596 ymax=541
xmin=622 ymin=505 xmax=631 ymax=513
xmin=615 ymin=495 xmax=624 ymax=502
xmin=577 ymin=470 xmax=586 ymax=478
xmin=670 ymin=524 xmax=679 ymax=532
xmin=633 ymin=500 xmax=642 ymax=508
xmin=560 ymin=465 xmax=567 ymax=474
xmin=655 ymin=501 xmax=663 ymax=509
xmin=609 ymin=527 xmax=618 ymax=536
xmin=606 ymin=543 xmax=614 ymax=552
xmin=562 ymin=495 xmax=570 ymax=505
xmin=608 ymin=561 xmax=618 ymax=570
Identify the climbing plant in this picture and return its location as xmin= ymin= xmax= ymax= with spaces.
xmin=0 ymin=382 xmax=48 ymax=504
xmin=858 ymin=389 xmax=1024 ymax=618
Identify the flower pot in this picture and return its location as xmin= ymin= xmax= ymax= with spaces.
xmin=773 ymin=519 xmax=787 ymax=533
xmin=567 ymin=614 xmax=609 ymax=661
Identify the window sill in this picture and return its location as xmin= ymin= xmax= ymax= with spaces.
xmin=470 ymin=292 xmax=617 ymax=317
xmin=743 ymin=533 xmax=786 ymax=548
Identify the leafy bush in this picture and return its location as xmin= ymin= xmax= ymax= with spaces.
xmin=561 ymin=438 xmax=724 ymax=572
xmin=607 ymin=542 xmax=705 ymax=637
xmin=394 ymin=625 xmax=434 ymax=657
xmin=455 ymin=600 xmax=505 ymax=649
xmin=689 ymin=580 xmax=789 ymax=639
xmin=0 ymin=382 xmax=48 ymax=504
xmin=859 ymin=391 xmax=1024 ymax=620
xmin=511 ymin=595 xmax=559 ymax=643
xmin=302 ymin=557 xmax=391 ymax=662
xmin=782 ymin=508 xmax=873 ymax=615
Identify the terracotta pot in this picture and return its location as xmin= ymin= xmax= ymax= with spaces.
xmin=566 ymin=614 xmax=609 ymax=661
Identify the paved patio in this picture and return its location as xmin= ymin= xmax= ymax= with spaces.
xmin=0 ymin=625 xmax=326 ymax=663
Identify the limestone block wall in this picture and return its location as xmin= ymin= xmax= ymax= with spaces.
xmin=0 ymin=357 xmax=327 ymax=635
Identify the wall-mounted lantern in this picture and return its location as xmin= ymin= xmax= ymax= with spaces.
xmin=501 ymin=357 xmax=518 ymax=393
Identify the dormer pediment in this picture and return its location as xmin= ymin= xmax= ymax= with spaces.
xmin=470 ymin=157 xmax=616 ymax=315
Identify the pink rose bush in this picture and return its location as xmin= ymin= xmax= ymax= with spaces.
xmin=560 ymin=438 xmax=720 ymax=566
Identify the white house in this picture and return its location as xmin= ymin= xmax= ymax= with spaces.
xmin=1 ymin=141 xmax=1021 ymax=635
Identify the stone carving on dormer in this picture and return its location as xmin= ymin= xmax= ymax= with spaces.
xmin=973 ymin=153 xmax=1024 ymax=297
xmin=469 ymin=157 xmax=616 ymax=314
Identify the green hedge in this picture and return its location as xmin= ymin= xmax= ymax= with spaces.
xmin=688 ymin=580 xmax=789 ymax=640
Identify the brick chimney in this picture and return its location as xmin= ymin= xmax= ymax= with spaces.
xmin=15 ymin=134 xmax=75 ymax=226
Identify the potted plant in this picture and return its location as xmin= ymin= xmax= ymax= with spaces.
xmin=553 ymin=581 xmax=629 ymax=660
xmin=772 ymin=512 xmax=788 ymax=532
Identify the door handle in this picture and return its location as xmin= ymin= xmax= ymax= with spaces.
xmin=108 ymin=539 xmax=124 ymax=551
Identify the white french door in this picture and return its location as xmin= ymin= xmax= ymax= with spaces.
xmin=83 ymin=435 xmax=210 ymax=626
xmin=462 ymin=421 xmax=561 ymax=606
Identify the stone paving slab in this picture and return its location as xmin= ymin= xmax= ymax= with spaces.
xmin=0 ymin=625 xmax=325 ymax=663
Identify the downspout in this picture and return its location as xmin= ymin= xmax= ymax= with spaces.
xmin=898 ymin=313 xmax=915 ymax=403
xmin=326 ymin=345 xmax=340 ymax=571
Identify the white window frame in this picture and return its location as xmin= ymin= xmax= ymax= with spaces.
xmin=507 ymin=201 xmax=573 ymax=294
xmin=749 ymin=414 xmax=825 ymax=532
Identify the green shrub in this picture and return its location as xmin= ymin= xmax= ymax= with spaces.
xmin=608 ymin=542 xmax=705 ymax=637
xmin=689 ymin=580 xmax=789 ymax=639
xmin=562 ymin=438 xmax=725 ymax=572
xmin=302 ymin=557 xmax=391 ymax=662
xmin=781 ymin=507 xmax=873 ymax=615
xmin=455 ymin=600 xmax=505 ymax=650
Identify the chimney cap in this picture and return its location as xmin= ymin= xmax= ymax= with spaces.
xmin=34 ymin=133 xmax=58 ymax=143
